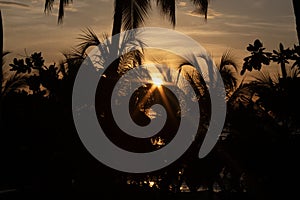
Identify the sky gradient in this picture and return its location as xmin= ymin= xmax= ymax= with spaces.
xmin=0 ymin=0 xmax=298 ymax=75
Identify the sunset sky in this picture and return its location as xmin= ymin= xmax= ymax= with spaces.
xmin=0 ymin=0 xmax=298 ymax=74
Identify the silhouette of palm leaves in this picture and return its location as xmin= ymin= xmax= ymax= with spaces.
xmin=76 ymin=27 xmax=145 ymax=73
xmin=1 ymin=73 xmax=28 ymax=96
xmin=121 ymin=0 xmax=152 ymax=31
xmin=44 ymin=0 xmax=209 ymax=34
xmin=113 ymin=0 xmax=208 ymax=34
xmin=217 ymin=50 xmax=238 ymax=97
xmin=44 ymin=0 xmax=72 ymax=23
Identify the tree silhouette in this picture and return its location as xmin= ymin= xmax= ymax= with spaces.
xmin=241 ymin=39 xmax=299 ymax=81
xmin=44 ymin=0 xmax=208 ymax=34
xmin=0 ymin=10 xmax=3 ymax=87
xmin=44 ymin=0 xmax=73 ymax=24
xmin=26 ymin=1 xmax=299 ymax=198
xmin=0 ymin=10 xmax=3 ymax=140
xmin=112 ymin=0 xmax=151 ymax=36
xmin=216 ymin=49 xmax=239 ymax=99
xmin=271 ymin=43 xmax=293 ymax=80
xmin=241 ymin=39 xmax=272 ymax=75
xmin=112 ymin=0 xmax=208 ymax=35
xmin=225 ymin=70 xmax=300 ymax=199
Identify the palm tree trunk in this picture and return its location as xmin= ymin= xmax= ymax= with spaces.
xmin=280 ymin=62 xmax=287 ymax=80
xmin=111 ymin=0 xmax=122 ymax=68
xmin=0 ymin=10 xmax=3 ymax=130
xmin=293 ymin=0 xmax=300 ymax=43
xmin=112 ymin=0 xmax=123 ymax=36
xmin=0 ymin=10 xmax=3 ymax=92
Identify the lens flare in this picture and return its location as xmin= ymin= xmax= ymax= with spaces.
xmin=152 ymin=77 xmax=163 ymax=87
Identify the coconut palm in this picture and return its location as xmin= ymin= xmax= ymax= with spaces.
xmin=216 ymin=50 xmax=239 ymax=99
xmin=176 ymin=49 xmax=238 ymax=100
xmin=1 ymin=73 xmax=28 ymax=97
xmin=112 ymin=0 xmax=208 ymax=35
xmin=1 ymin=10 xmax=3 ymax=92
xmin=0 ymin=9 xmax=3 ymax=130
xmin=44 ymin=0 xmax=208 ymax=34
xmin=75 ymin=27 xmax=145 ymax=71
xmin=45 ymin=0 xmax=209 ymax=80
xmin=44 ymin=0 xmax=73 ymax=23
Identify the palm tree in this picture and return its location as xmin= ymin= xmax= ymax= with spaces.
xmin=293 ymin=0 xmax=300 ymax=43
xmin=249 ymin=68 xmax=300 ymax=132
xmin=177 ymin=49 xmax=238 ymax=100
xmin=44 ymin=0 xmax=208 ymax=34
xmin=75 ymin=27 xmax=144 ymax=69
xmin=111 ymin=0 xmax=208 ymax=36
xmin=1 ymin=10 xmax=3 ymax=92
xmin=216 ymin=50 xmax=239 ymax=99
xmin=45 ymin=0 xmax=209 ymax=69
xmin=44 ymin=0 xmax=72 ymax=24
xmin=0 ymin=10 xmax=3 ymax=132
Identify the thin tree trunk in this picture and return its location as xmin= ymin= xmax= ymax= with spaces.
xmin=111 ymin=0 xmax=122 ymax=68
xmin=0 ymin=10 xmax=3 ymax=130
xmin=112 ymin=0 xmax=123 ymax=36
xmin=293 ymin=0 xmax=300 ymax=44
xmin=0 ymin=10 xmax=3 ymax=92
xmin=110 ymin=0 xmax=123 ymax=78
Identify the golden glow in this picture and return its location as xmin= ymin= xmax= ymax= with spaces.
xmin=149 ymin=181 xmax=155 ymax=187
xmin=152 ymin=77 xmax=163 ymax=87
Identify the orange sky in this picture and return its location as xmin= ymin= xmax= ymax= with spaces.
xmin=0 ymin=0 xmax=298 ymax=77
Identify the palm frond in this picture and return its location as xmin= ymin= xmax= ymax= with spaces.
xmin=44 ymin=0 xmax=73 ymax=24
xmin=156 ymin=0 xmax=176 ymax=27
xmin=290 ymin=66 xmax=300 ymax=79
xmin=60 ymin=49 xmax=85 ymax=78
xmin=191 ymin=0 xmax=209 ymax=19
xmin=220 ymin=67 xmax=238 ymax=92
xmin=251 ymin=70 xmax=278 ymax=86
xmin=185 ymin=71 xmax=203 ymax=98
xmin=219 ymin=49 xmax=238 ymax=72
xmin=215 ymin=49 xmax=239 ymax=95
xmin=76 ymin=27 xmax=100 ymax=55
xmin=2 ymin=73 xmax=28 ymax=96
xmin=120 ymin=30 xmax=146 ymax=54
xmin=122 ymin=0 xmax=152 ymax=31
xmin=44 ymin=0 xmax=55 ymax=12
xmin=118 ymin=50 xmax=144 ymax=74
xmin=118 ymin=32 xmax=145 ymax=74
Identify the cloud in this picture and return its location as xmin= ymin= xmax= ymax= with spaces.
xmin=64 ymin=6 xmax=78 ymax=13
xmin=0 ymin=1 xmax=29 ymax=8
xmin=187 ymin=8 xmax=223 ymax=19
xmin=177 ymin=2 xmax=187 ymax=7
xmin=253 ymin=0 xmax=267 ymax=8
xmin=182 ymin=29 xmax=229 ymax=36
xmin=2 ymin=0 xmax=297 ymax=67
xmin=224 ymin=21 xmax=295 ymax=32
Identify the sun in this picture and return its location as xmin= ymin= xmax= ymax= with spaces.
xmin=152 ymin=77 xmax=163 ymax=87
